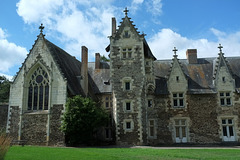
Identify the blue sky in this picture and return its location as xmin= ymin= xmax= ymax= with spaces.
xmin=1 ymin=0 xmax=240 ymax=79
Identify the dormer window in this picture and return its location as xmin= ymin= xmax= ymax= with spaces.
xmin=222 ymin=77 xmax=225 ymax=82
xmin=173 ymin=93 xmax=184 ymax=108
xmin=176 ymin=76 xmax=179 ymax=82
xmin=124 ymin=31 xmax=130 ymax=38
xmin=220 ymin=92 xmax=232 ymax=106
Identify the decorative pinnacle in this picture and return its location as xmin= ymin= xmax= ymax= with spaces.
xmin=39 ymin=23 xmax=44 ymax=33
xmin=124 ymin=7 xmax=129 ymax=16
xmin=172 ymin=47 xmax=178 ymax=55
xmin=218 ymin=44 xmax=223 ymax=53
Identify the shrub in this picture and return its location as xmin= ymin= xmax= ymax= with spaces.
xmin=0 ymin=132 xmax=12 ymax=160
xmin=61 ymin=95 xmax=109 ymax=146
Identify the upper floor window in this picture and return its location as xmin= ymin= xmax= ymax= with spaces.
xmin=28 ymin=66 xmax=49 ymax=110
xmin=173 ymin=93 xmax=184 ymax=108
xmin=122 ymin=77 xmax=132 ymax=91
xmin=126 ymin=102 xmax=131 ymax=111
xmin=122 ymin=47 xmax=132 ymax=59
xmin=220 ymin=92 xmax=232 ymax=106
xmin=148 ymin=99 xmax=153 ymax=107
xmin=103 ymin=95 xmax=112 ymax=109
xmin=125 ymin=81 xmax=130 ymax=90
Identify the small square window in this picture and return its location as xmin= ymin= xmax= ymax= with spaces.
xmin=125 ymin=82 xmax=130 ymax=90
xmin=128 ymin=52 xmax=132 ymax=58
xmin=148 ymin=100 xmax=153 ymax=107
xmin=220 ymin=93 xmax=224 ymax=97
xmin=226 ymin=92 xmax=230 ymax=97
xmin=123 ymin=52 xmax=126 ymax=58
xmin=126 ymin=102 xmax=131 ymax=110
xmin=176 ymin=76 xmax=179 ymax=81
xmin=105 ymin=102 xmax=109 ymax=108
xmin=126 ymin=122 xmax=131 ymax=129
xmin=220 ymin=98 xmax=225 ymax=105
xmin=226 ymin=98 xmax=231 ymax=105
xmin=173 ymin=94 xmax=177 ymax=97
xmin=222 ymin=119 xmax=226 ymax=124
xmin=173 ymin=99 xmax=178 ymax=107
xmin=179 ymin=93 xmax=183 ymax=97
xmin=222 ymin=77 xmax=225 ymax=82
xmin=179 ymin=99 xmax=184 ymax=106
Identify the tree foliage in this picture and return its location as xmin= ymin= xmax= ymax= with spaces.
xmin=100 ymin=55 xmax=110 ymax=62
xmin=0 ymin=76 xmax=11 ymax=103
xmin=61 ymin=95 xmax=109 ymax=146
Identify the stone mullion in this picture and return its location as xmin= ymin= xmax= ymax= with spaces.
xmin=37 ymin=85 xmax=40 ymax=110
xmin=42 ymin=85 xmax=45 ymax=110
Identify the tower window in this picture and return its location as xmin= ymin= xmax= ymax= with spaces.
xmin=125 ymin=82 xmax=130 ymax=90
xmin=122 ymin=47 xmax=132 ymax=59
xmin=126 ymin=102 xmax=131 ymax=111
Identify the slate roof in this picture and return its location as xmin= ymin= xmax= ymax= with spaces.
xmin=44 ymin=39 xmax=85 ymax=96
xmin=88 ymin=62 xmax=111 ymax=94
xmin=154 ymin=56 xmax=240 ymax=95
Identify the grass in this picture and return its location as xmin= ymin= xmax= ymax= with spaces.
xmin=4 ymin=146 xmax=240 ymax=160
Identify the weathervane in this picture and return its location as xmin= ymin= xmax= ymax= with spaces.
xmin=124 ymin=7 xmax=129 ymax=16
xmin=39 ymin=23 xmax=44 ymax=33
xmin=172 ymin=47 xmax=178 ymax=56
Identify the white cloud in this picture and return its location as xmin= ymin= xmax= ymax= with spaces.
xmin=0 ymin=28 xmax=28 ymax=74
xmin=133 ymin=0 xmax=144 ymax=4
xmin=0 ymin=28 xmax=7 ymax=39
xmin=148 ymin=28 xmax=240 ymax=60
xmin=146 ymin=0 xmax=163 ymax=16
xmin=16 ymin=0 xmax=116 ymax=59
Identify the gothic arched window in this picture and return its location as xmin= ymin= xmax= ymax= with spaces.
xmin=28 ymin=66 xmax=49 ymax=110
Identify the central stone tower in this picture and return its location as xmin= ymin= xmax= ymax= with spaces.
xmin=108 ymin=8 xmax=156 ymax=145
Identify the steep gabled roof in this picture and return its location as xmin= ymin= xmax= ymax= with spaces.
xmin=213 ymin=44 xmax=233 ymax=80
xmin=154 ymin=56 xmax=240 ymax=95
xmin=44 ymin=39 xmax=85 ymax=96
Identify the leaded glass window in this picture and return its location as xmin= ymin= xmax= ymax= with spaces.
xmin=28 ymin=66 xmax=49 ymax=110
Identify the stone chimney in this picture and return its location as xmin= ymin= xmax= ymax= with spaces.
xmin=81 ymin=46 xmax=88 ymax=96
xmin=186 ymin=49 xmax=198 ymax=64
xmin=95 ymin=53 xmax=100 ymax=69
xmin=112 ymin=17 xmax=116 ymax=36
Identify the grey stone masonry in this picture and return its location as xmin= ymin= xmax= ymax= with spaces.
xmin=0 ymin=104 xmax=8 ymax=132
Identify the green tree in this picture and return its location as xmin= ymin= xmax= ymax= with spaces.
xmin=0 ymin=76 xmax=11 ymax=103
xmin=100 ymin=55 xmax=110 ymax=62
xmin=61 ymin=95 xmax=108 ymax=146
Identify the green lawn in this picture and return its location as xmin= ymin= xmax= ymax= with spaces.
xmin=4 ymin=146 xmax=240 ymax=160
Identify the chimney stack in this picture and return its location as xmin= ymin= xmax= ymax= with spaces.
xmin=95 ymin=53 xmax=100 ymax=69
xmin=186 ymin=49 xmax=198 ymax=64
xmin=81 ymin=46 xmax=88 ymax=96
xmin=112 ymin=17 xmax=116 ymax=36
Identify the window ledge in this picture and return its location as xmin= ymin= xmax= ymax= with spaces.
xmin=24 ymin=110 xmax=49 ymax=115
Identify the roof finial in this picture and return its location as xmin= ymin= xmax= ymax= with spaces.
xmin=172 ymin=47 xmax=178 ymax=56
xmin=39 ymin=23 xmax=44 ymax=33
xmin=124 ymin=7 xmax=129 ymax=16
xmin=218 ymin=43 xmax=223 ymax=54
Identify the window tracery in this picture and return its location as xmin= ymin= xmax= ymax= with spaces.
xmin=28 ymin=66 xmax=49 ymax=110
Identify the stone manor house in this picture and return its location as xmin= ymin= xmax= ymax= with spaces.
xmin=6 ymin=10 xmax=240 ymax=146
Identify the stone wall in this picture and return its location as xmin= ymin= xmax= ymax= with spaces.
xmin=49 ymin=104 xmax=65 ymax=146
xmin=187 ymin=94 xmax=221 ymax=143
xmin=8 ymin=106 xmax=20 ymax=140
xmin=21 ymin=111 xmax=48 ymax=145
xmin=0 ymin=104 xmax=8 ymax=132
